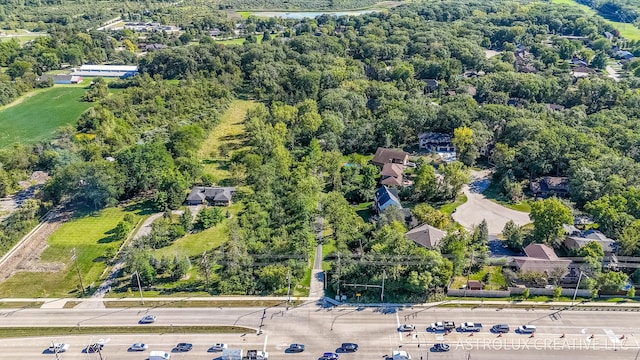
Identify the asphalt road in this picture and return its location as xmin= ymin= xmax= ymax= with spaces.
xmin=1 ymin=305 xmax=640 ymax=359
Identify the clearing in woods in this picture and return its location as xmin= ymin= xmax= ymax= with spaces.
xmin=199 ymin=99 xmax=258 ymax=183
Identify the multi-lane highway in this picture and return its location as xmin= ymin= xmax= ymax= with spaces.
xmin=1 ymin=303 xmax=639 ymax=359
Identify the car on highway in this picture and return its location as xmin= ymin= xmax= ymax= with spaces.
xmin=175 ymin=343 xmax=193 ymax=352
xmin=209 ymin=343 xmax=228 ymax=352
xmin=428 ymin=321 xmax=455 ymax=331
xmin=129 ymin=343 xmax=149 ymax=351
xmin=321 ymin=352 xmax=339 ymax=360
xmin=85 ymin=343 xmax=104 ymax=353
xmin=459 ymin=322 xmax=483 ymax=332
xmin=139 ymin=314 xmax=157 ymax=324
xmin=518 ymin=325 xmax=537 ymax=333
xmin=48 ymin=343 xmax=69 ymax=353
xmin=491 ymin=324 xmax=510 ymax=333
xmin=398 ymin=324 xmax=415 ymax=332
xmin=432 ymin=343 xmax=450 ymax=352
xmin=287 ymin=343 xmax=305 ymax=353
xmin=340 ymin=343 xmax=358 ymax=352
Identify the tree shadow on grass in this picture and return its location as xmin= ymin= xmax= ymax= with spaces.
xmin=124 ymin=200 xmax=156 ymax=215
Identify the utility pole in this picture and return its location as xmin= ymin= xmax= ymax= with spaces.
xmin=381 ymin=269 xmax=386 ymax=303
xmin=71 ymin=248 xmax=85 ymax=297
xmin=134 ymin=270 xmax=144 ymax=305
xmin=286 ymin=269 xmax=291 ymax=307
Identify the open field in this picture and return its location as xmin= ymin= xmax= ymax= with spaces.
xmin=0 ymin=86 xmax=92 ymax=147
xmin=0 ymin=204 xmax=152 ymax=298
xmin=199 ymin=99 xmax=257 ymax=183
xmin=213 ymin=33 xmax=275 ymax=45
xmin=550 ymin=0 xmax=640 ymax=40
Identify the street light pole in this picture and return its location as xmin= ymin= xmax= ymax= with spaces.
xmin=381 ymin=269 xmax=386 ymax=303
xmin=134 ymin=270 xmax=144 ymax=305
xmin=71 ymin=248 xmax=85 ymax=297
xmin=572 ymin=270 xmax=584 ymax=305
xmin=286 ymin=269 xmax=291 ymax=309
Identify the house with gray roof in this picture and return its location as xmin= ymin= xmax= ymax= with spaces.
xmin=405 ymin=223 xmax=447 ymax=249
xmin=185 ymin=186 xmax=235 ymax=206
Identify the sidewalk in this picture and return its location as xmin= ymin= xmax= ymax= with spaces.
xmin=0 ymin=296 xmax=637 ymax=309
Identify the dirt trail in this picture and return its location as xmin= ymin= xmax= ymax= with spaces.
xmin=0 ymin=209 xmax=72 ymax=282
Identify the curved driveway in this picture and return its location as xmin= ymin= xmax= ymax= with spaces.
xmin=452 ymin=171 xmax=531 ymax=237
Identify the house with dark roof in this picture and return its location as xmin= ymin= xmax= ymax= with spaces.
xmin=374 ymin=186 xmax=402 ymax=213
xmin=418 ymin=132 xmax=455 ymax=152
xmin=185 ymin=186 xmax=235 ymax=206
xmin=423 ymin=79 xmax=439 ymax=93
xmin=510 ymin=243 xmax=573 ymax=275
xmin=530 ymin=176 xmax=570 ymax=198
xmin=371 ymin=147 xmax=409 ymax=168
xmin=405 ymin=223 xmax=447 ymax=249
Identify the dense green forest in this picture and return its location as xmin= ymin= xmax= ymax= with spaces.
xmin=3 ymin=0 xmax=640 ymax=299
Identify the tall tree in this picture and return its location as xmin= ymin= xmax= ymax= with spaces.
xmin=529 ymin=197 xmax=572 ymax=245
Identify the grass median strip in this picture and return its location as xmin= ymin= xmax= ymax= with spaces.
xmin=104 ymin=299 xmax=303 ymax=308
xmin=0 ymin=326 xmax=252 ymax=338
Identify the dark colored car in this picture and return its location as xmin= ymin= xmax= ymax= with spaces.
xmin=322 ymin=352 xmax=339 ymax=360
xmin=175 ymin=343 xmax=193 ymax=352
xmin=287 ymin=344 xmax=305 ymax=353
xmin=85 ymin=343 xmax=104 ymax=353
xmin=340 ymin=343 xmax=358 ymax=352
xmin=492 ymin=324 xmax=510 ymax=333
xmin=432 ymin=343 xmax=450 ymax=352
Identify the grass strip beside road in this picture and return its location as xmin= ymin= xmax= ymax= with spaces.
xmin=104 ymin=299 xmax=303 ymax=308
xmin=0 ymin=326 xmax=252 ymax=338
xmin=0 ymin=301 xmax=43 ymax=309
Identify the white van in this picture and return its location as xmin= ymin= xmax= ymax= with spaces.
xmin=518 ymin=325 xmax=537 ymax=333
xmin=149 ymin=350 xmax=171 ymax=360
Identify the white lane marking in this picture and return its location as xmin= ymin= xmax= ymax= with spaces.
xmin=396 ymin=312 xmax=403 ymax=341
xmin=604 ymin=329 xmax=620 ymax=344
xmin=263 ymin=335 xmax=268 ymax=352
xmin=581 ymin=328 xmax=586 ymax=334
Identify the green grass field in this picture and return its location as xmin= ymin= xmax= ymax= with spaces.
xmin=0 ymin=86 xmax=92 ymax=148
xmin=213 ymin=33 xmax=275 ymax=46
xmin=450 ymin=266 xmax=508 ymax=290
xmin=550 ymin=0 xmax=640 ymax=40
xmin=0 ymin=204 xmax=152 ymax=298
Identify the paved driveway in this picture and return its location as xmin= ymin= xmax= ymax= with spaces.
xmin=452 ymin=171 xmax=531 ymax=237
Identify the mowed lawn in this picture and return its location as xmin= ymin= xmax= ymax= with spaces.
xmin=0 ymin=206 xmax=149 ymax=298
xmin=0 ymin=86 xmax=92 ymax=148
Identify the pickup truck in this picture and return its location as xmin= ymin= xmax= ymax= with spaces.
xmin=428 ymin=321 xmax=455 ymax=331
xmin=459 ymin=322 xmax=483 ymax=332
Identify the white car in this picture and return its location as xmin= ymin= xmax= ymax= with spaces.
xmin=429 ymin=322 xmax=445 ymax=331
xmin=518 ymin=325 xmax=537 ymax=333
xmin=48 ymin=343 xmax=69 ymax=353
xmin=129 ymin=343 xmax=149 ymax=351
xmin=398 ymin=324 xmax=415 ymax=332
xmin=209 ymin=343 xmax=228 ymax=352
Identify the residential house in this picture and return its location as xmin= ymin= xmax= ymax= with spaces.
xmin=530 ymin=176 xmax=570 ymax=198
xmin=185 ymin=186 xmax=235 ymax=206
xmin=371 ymin=147 xmax=409 ymax=168
xmin=423 ymin=79 xmax=439 ymax=94
xmin=545 ymin=104 xmax=565 ymax=111
xmin=374 ymin=186 xmax=402 ymax=213
xmin=418 ymin=132 xmax=455 ymax=152
xmin=572 ymin=67 xmax=595 ymax=79
xmin=564 ymin=229 xmax=617 ymax=254
xmin=380 ymin=163 xmax=405 ymax=187
xmin=507 ymin=98 xmax=526 ymax=107
xmin=39 ymin=74 xmax=83 ymax=84
xmin=510 ymin=243 xmax=573 ymax=276
xmin=614 ymin=50 xmax=634 ymax=60
xmin=405 ymin=223 xmax=447 ymax=249
xmin=569 ymin=57 xmax=588 ymax=67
